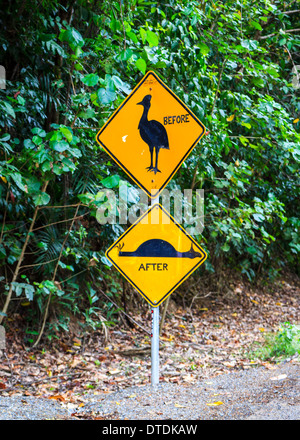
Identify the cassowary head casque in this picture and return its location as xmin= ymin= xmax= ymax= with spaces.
xmin=137 ymin=95 xmax=152 ymax=108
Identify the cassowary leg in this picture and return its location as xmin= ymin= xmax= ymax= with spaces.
xmin=151 ymin=147 xmax=161 ymax=174
xmin=146 ymin=148 xmax=154 ymax=171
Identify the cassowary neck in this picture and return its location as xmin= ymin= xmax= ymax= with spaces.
xmin=138 ymin=106 xmax=149 ymax=129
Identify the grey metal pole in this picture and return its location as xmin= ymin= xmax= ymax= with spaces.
xmin=151 ymin=195 xmax=159 ymax=388
xmin=151 ymin=305 xmax=159 ymax=388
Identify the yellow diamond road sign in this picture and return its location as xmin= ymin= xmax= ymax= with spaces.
xmin=105 ymin=204 xmax=207 ymax=307
xmin=96 ymin=71 xmax=206 ymax=198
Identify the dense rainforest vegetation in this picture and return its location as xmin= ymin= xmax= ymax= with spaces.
xmin=0 ymin=0 xmax=299 ymax=344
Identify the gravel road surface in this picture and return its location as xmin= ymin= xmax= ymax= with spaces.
xmin=0 ymin=360 xmax=298 ymax=421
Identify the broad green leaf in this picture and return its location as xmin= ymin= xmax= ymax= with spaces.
xmin=53 ymin=164 xmax=62 ymax=175
xmin=59 ymin=28 xmax=84 ymax=48
xmin=253 ymin=213 xmax=265 ymax=222
xmin=101 ymin=174 xmax=121 ymax=188
xmin=32 ymin=127 xmax=46 ymax=137
xmin=139 ymin=28 xmax=147 ymax=43
xmin=239 ymin=136 xmax=249 ymax=145
xmin=0 ymin=244 xmax=6 ymax=258
xmin=146 ymin=30 xmax=159 ymax=47
xmin=109 ymin=19 xmax=121 ymax=32
xmin=32 ymin=135 xmax=43 ymax=145
xmin=154 ymin=61 xmax=167 ymax=69
xmin=24 ymin=285 xmax=34 ymax=301
xmin=199 ymin=43 xmax=210 ymax=55
xmin=10 ymin=173 xmax=26 ymax=191
xmin=252 ymin=77 xmax=264 ymax=87
xmin=24 ymin=139 xmax=35 ymax=149
xmin=70 ymin=148 xmax=81 ymax=158
xmin=2 ymin=101 xmax=15 ymax=118
xmin=15 ymin=284 xmax=23 ymax=296
xmin=241 ymin=39 xmax=259 ymax=50
xmin=119 ymin=48 xmax=133 ymax=61
xmin=51 ymin=140 xmax=69 ymax=152
xmin=32 ymin=191 xmax=50 ymax=206
xmin=101 ymin=256 xmax=112 ymax=267
xmin=247 ymin=246 xmax=258 ymax=254
xmin=25 ymin=176 xmax=41 ymax=193
xmin=60 ymin=126 xmax=73 ymax=142
xmin=250 ymin=21 xmax=262 ymax=30
xmin=111 ymin=75 xmax=131 ymax=94
xmin=78 ymin=108 xmax=96 ymax=119
xmin=266 ymin=67 xmax=280 ymax=78
xmin=82 ymin=74 xmax=100 ymax=87
xmin=135 ymin=58 xmax=147 ymax=74
xmin=97 ymin=88 xmax=116 ymax=105
xmin=0 ymin=134 xmax=10 ymax=142
xmin=241 ymin=122 xmax=251 ymax=129
xmin=222 ymin=243 xmax=230 ymax=252
xmin=127 ymin=31 xmax=138 ymax=44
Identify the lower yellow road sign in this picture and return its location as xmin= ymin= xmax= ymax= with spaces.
xmin=105 ymin=204 xmax=207 ymax=307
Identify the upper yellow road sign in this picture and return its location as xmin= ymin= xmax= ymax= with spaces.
xmin=105 ymin=204 xmax=207 ymax=307
xmin=96 ymin=71 xmax=206 ymax=199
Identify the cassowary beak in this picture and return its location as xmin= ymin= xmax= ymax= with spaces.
xmin=137 ymin=101 xmax=143 ymax=105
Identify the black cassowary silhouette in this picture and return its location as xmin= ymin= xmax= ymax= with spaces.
xmin=137 ymin=95 xmax=169 ymax=174
xmin=117 ymin=239 xmax=203 ymax=259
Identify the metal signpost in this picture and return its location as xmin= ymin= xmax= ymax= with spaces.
xmin=151 ymin=304 xmax=160 ymax=387
xmin=96 ymin=71 xmax=206 ymax=388
xmin=151 ymin=195 xmax=159 ymax=387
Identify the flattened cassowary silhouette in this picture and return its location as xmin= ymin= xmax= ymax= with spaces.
xmin=118 ymin=239 xmax=203 ymax=259
xmin=137 ymin=95 xmax=169 ymax=174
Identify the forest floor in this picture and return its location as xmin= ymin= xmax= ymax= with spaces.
xmin=0 ymin=272 xmax=299 ymax=420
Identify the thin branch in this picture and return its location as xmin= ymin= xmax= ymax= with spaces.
xmin=32 ymin=212 xmax=89 ymax=232
xmin=284 ymin=28 xmax=300 ymax=33
xmin=159 ymin=296 xmax=170 ymax=336
xmin=72 ymin=127 xmax=100 ymax=130
xmin=283 ymin=9 xmax=300 ymax=14
xmin=260 ymin=28 xmax=300 ymax=39
xmin=1 ymin=222 xmax=32 ymax=236
xmin=0 ymin=184 xmax=10 ymax=245
xmin=284 ymin=44 xmax=299 ymax=83
xmin=60 ymin=268 xmax=88 ymax=284
xmin=20 ymin=258 xmax=59 ymax=269
xmin=191 ymin=163 xmax=198 ymax=190
xmin=39 ymin=203 xmax=82 ymax=209
xmin=98 ymin=288 xmax=151 ymax=335
xmin=228 ymin=136 xmax=270 ymax=139
xmin=211 ymin=56 xmax=228 ymax=116
xmin=119 ymin=0 xmax=127 ymax=51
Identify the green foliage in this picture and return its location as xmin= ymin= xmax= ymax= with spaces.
xmin=251 ymin=322 xmax=300 ymax=360
xmin=0 ymin=0 xmax=299 ymax=339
